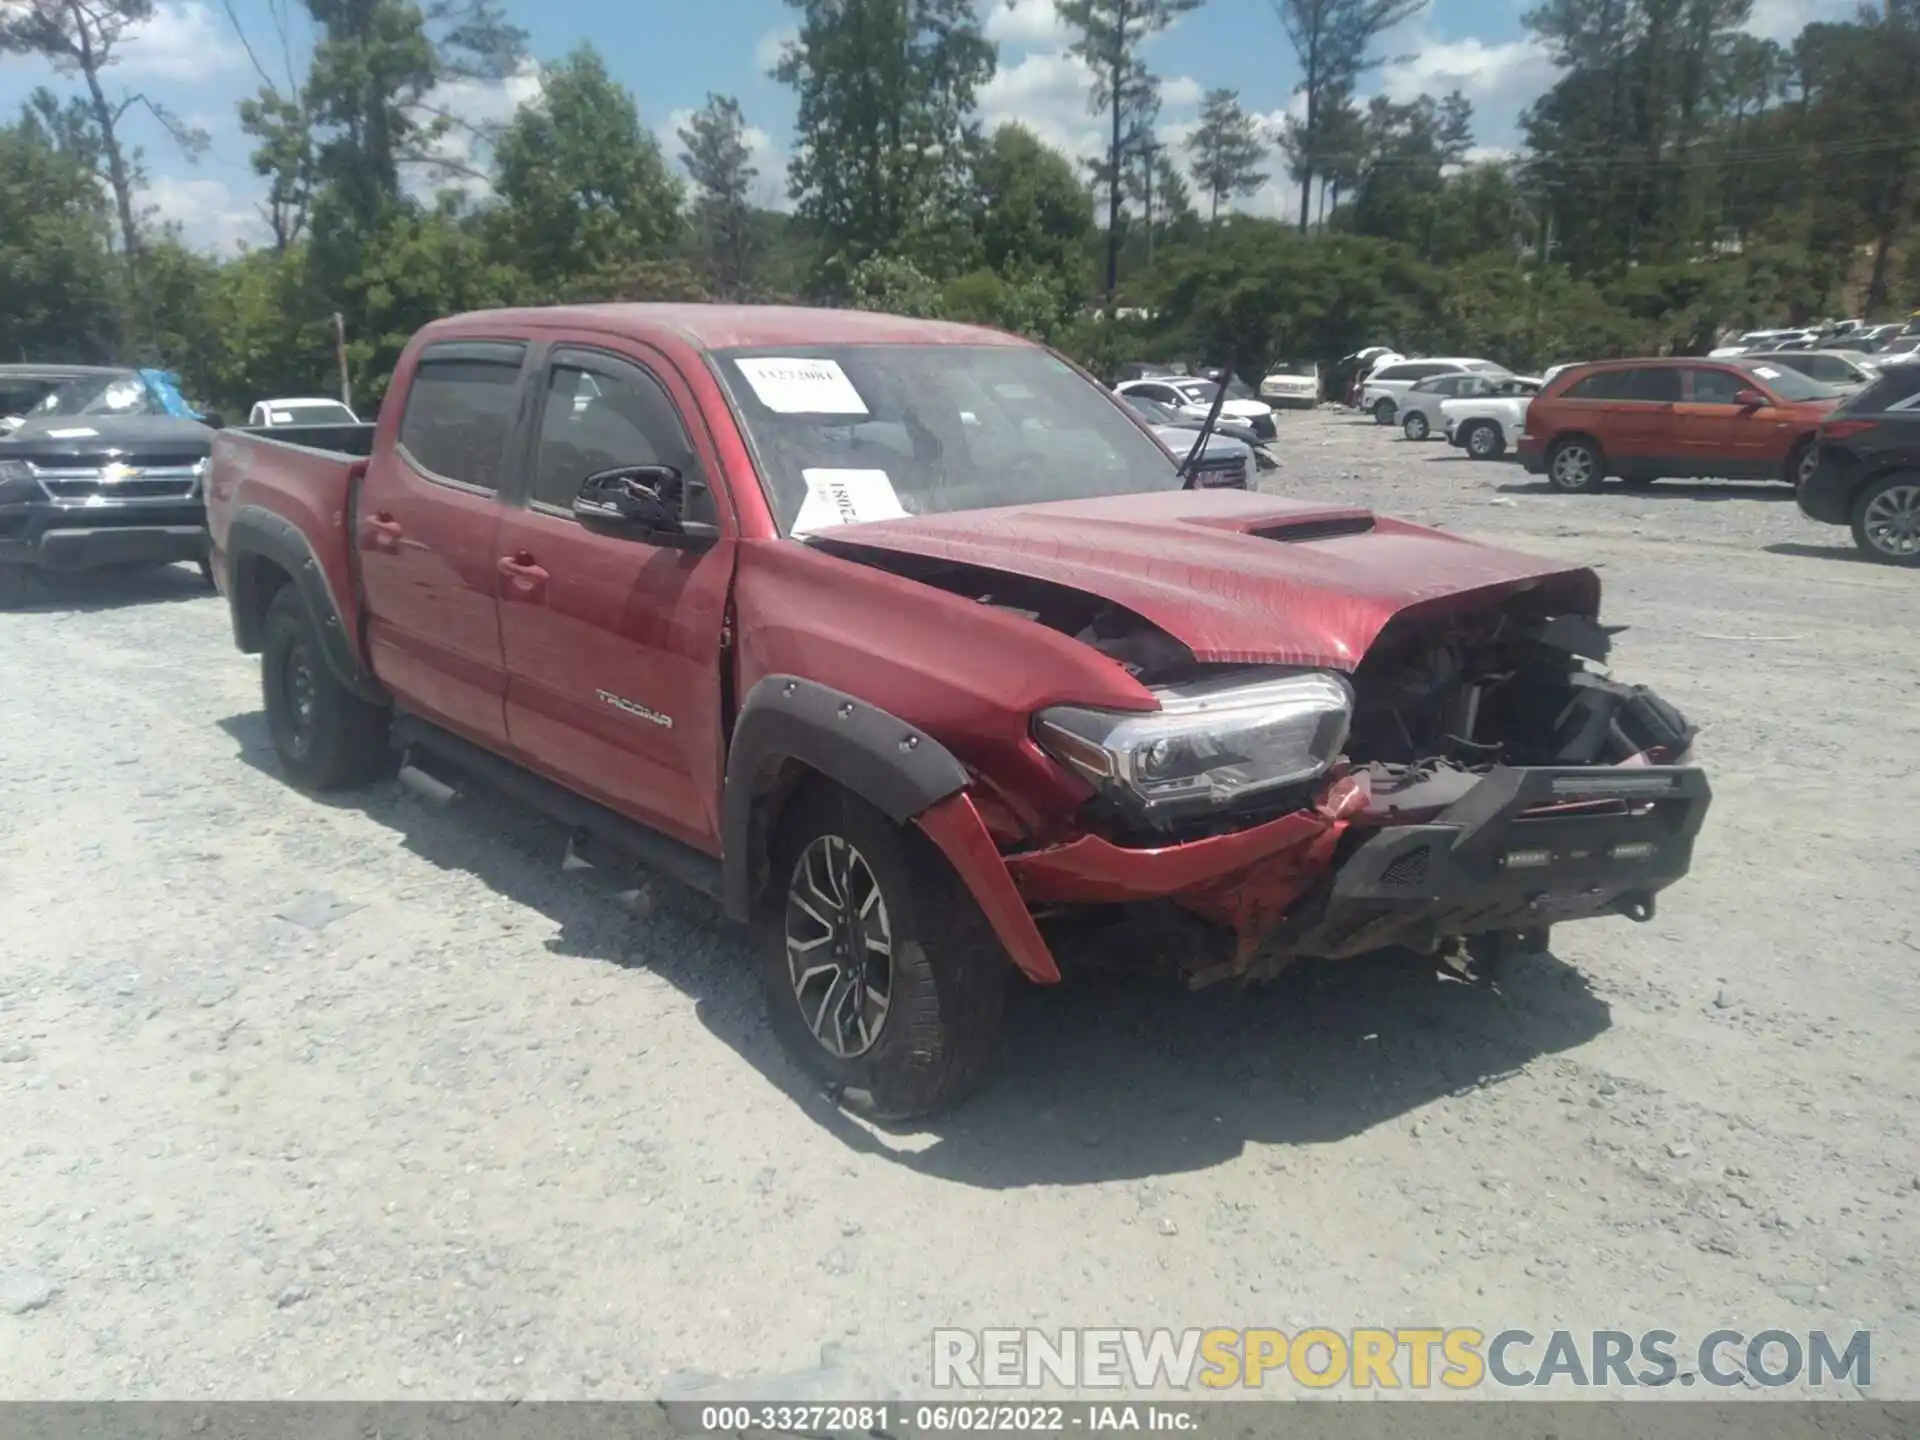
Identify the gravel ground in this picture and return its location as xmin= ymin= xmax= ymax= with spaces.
xmin=1 ymin=408 xmax=1916 ymax=1402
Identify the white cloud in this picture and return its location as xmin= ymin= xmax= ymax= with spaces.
xmin=978 ymin=48 xmax=1104 ymax=161
xmin=754 ymin=26 xmax=797 ymax=74
xmin=118 ymin=2 xmax=247 ymax=82
xmin=406 ymin=61 xmax=544 ymax=196
xmin=1160 ymin=75 xmax=1204 ymax=110
xmin=141 ymin=174 xmax=264 ymax=252
xmin=982 ymin=0 xmax=1067 ymax=46
xmin=1745 ymin=0 xmax=1858 ymax=41
xmin=1375 ymin=35 xmax=1557 ymax=113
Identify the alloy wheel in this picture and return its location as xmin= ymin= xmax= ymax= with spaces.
xmin=1469 ymin=424 xmax=1499 ymax=458
xmin=1551 ymin=444 xmax=1596 ymax=491
xmin=784 ymin=835 xmax=894 ymax=1059
xmin=1861 ymin=482 xmax=1920 ymax=559
xmin=1403 ymin=413 xmax=1429 ymax=441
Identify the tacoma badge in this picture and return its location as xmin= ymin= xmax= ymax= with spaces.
xmin=596 ymin=689 xmax=672 ymax=728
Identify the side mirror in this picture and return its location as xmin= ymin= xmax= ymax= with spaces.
xmin=571 ymin=465 xmax=719 ymax=552
xmin=1733 ymin=388 xmax=1767 ymax=409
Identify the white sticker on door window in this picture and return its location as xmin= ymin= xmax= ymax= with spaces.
xmin=793 ymin=468 xmax=907 ymax=536
xmin=734 ymin=357 xmax=869 ymax=415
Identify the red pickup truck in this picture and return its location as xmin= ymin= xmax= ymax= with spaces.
xmin=206 ymin=304 xmax=1710 ymax=1118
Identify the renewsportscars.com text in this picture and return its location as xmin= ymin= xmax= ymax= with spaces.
xmin=932 ymin=1327 xmax=1872 ymax=1392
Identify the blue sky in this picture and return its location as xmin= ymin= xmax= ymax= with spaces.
xmin=0 ymin=0 xmax=1853 ymax=251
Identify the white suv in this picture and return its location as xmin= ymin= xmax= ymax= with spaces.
xmin=1361 ymin=358 xmax=1510 ymax=425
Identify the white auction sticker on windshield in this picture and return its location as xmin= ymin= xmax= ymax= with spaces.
xmin=793 ymin=468 xmax=906 ymax=536
xmin=1751 ymin=366 xmax=1781 ymax=378
xmin=734 ymin=357 xmax=869 ymax=415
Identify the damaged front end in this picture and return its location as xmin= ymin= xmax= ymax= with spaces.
xmin=1002 ymin=600 xmax=1710 ymax=985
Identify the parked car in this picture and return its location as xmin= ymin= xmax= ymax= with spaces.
xmin=1852 ymin=323 xmax=1904 ymax=352
xmin=1396 ymin=372 xmax=1529 ymax=442
xmin=1114 ymin=375 xmax=1277 ymax=441
xmin=1441 ymin=375 xmax=1546 ymax=460
xmin=1871 ymin=335 xmax=1920 ymax=366
xmin=1258 ymin=359 xmax=1320 ymax=409
xmin=1113 ymin=361 xmax=1192 ymax=383
xmin=1341 ymin=347 xmax=1402 ymax=407
xmin=203 ymin=303 xmax=1709 ymax=1118
xmin=1798 ymin=363 xmax=1920 ymax=565
xmin=1114 ymin=395 xmax=1255 ymax=487
xmin=1761 ymin=350 xmax=1879 ymax=392
xmin=1362 ymin=358 xmax=1511 ymax=425
xmin=249 ymin=397 xmax=360 ymax=428
xmin=1119 ymin=394 xmax=1275 ymax=474
xmin=0 ymin=367 xmax=222 ymax=596
xmin=1518 ymin=357 xmax=1841 ymax=493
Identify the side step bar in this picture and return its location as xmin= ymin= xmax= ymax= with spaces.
xmin=391 ymin=714 xmax=724 ymax=900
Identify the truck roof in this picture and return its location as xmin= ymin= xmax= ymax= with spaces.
xmin=419 ymin=303 xmax=1029 ymax=353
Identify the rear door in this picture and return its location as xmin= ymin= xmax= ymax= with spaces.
xmin=493 ymin=343 xmax=736 ymax=852
xmin=357 ymin=340 xmax=528 ymax=746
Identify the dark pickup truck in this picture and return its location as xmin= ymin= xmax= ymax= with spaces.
xmin=206 ymin=303 xmax=1711 ymax=1118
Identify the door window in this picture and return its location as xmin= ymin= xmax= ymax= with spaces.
xmin=1622 ymin=368 xmax=1681 ymax=402
xmin=531 ymin=352 xmax=710 ymax=521
xmin=1564 ymin=370 xmax=1636 ymax=400
xmin=398 ymin=343 xmax=528 ymax=492
xmin=1686 ymin=368 xmax=1745 ymax=405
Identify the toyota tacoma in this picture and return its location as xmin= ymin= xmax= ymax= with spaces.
xmin=205 ymin=305 xmax=1710 ymax=1118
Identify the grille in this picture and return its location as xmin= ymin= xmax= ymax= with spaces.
xmin=1379 ymin=845 xmax=1432 ymax=888
xmin=1192 ymin=456 xmax=1249 ymax=488
xmin=32 ymin=462 xmax=201 ymax=504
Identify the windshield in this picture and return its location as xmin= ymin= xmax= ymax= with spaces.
xmin=270 ymin=402 xmax=356 ymax=425
xmin=1743 ymin=362 xmax=1840 ymax=401
xmin=1463 ymin=360 xmax=1512 ymax=375
xmin=31 ymin=372 xmax=160 ymax=419
xmin=1269 ymin=360 xmax=1316 ymax=376
xmin=715 ymin=344 xmax=1182 ymax=535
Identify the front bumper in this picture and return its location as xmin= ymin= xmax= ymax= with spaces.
xmin=919 ymin=763 xmax=1709 ymax=985
xmin=0 ymin=501 xmax=208 ymax=570
xmin=1517 ymin=436 xmax=1546 ymax=474
xmin=1261 ymin=392 xmax=1318 ymax=410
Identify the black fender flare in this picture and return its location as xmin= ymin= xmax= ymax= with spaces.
xmin=720 ymin=675 xmax=970 ymax=921
xmin=225 ymin=505 xmax=385 ymax=704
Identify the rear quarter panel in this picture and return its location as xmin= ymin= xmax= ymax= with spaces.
xmin=206 ymin=428 xmax=366 ymax=641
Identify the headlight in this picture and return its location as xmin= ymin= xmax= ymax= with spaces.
xmin=1035 ymin=670 xmax=1352 ymax=820
xmin=0 ymin=457 xmax=34 ymax=503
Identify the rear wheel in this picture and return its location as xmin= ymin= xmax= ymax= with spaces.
xmin=1850 ymin=473 xmax=1920 ymax=566
xmin=1787 ymin=438 xmax=1819 ymax=489
xmin=1546 ymin=437 xmax=1604 ymax=493
xmin=758 ymin=784 xmax=1009 ymax=1120
xmin=1401 ymin=410 xmax=1430 ymax=441
xmin=1372 ymin=398 xmax=1396 ymax=425
xmin=1463 ymin=420 xmax=1504 ymax=459
xmin=261 ymin=587 xmax=391 ymax=791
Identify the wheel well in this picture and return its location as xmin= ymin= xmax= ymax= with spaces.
xmin=735 ymin=757 xmax=831 ymax=915
xmin=231 ymin=550 xmax=294 ymax=655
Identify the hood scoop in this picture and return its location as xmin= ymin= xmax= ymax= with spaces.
xmin=1251 ymin=514 xmax=1377 ymax=543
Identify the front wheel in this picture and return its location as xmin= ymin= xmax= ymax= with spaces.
xmin=1401 ymin=410 xmax=1430 ymax=441
xmin=1547 ymin=437 xmax=1604 ymax=493
xmin=261 ymin=587 xmax=391 ymax=791
xmin=1372 ymin=398 xmax=1396 ymax=425
xmin=1851 ymin=472 xmax=1920 ymax=566
xmin=1463 ymin=420 xmax=1504 ymax=459
xmin=759 ymin=785 xmax=1009 ymax=1120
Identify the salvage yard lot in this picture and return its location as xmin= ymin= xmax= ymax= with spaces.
xmin=1 ymin=408 xmax=1915 ymax=1398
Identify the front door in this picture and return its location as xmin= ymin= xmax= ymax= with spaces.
xmin=1608 ymin=366 xmax=1682 ymax=470
xmin=1675 ymin=366 xmax=1746 ymax=475
xmin=357 ymin=340 xmax=527 ymax=746
xmin=494 ymin=345 xmax=735 ymax=853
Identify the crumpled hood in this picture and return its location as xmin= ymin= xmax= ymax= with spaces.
xmin=817 ymin=490 xmax=1601 ymax=671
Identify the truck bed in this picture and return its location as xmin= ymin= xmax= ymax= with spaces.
xmin=205 ymin=422 xmax=380 ymax=647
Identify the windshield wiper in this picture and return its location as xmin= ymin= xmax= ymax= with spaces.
xmin=1177 ymin=350 xmax=1238 ymax=483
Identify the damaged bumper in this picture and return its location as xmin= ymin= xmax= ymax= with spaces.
xmin=919 ymin=763 xmax=1709 ymax=986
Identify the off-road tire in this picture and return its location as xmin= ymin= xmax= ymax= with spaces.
xmin=1372 ymin=397 xmax=1396 ymax=425
xmin=1401 ymin=410 xmax=1430 ymax=441
xmin=261 ymin=586 xmax=390 ymax=791
xmin=1850 ymin=471 xmax=1920 ymax=566
xmin=1463 ymin=420 xmax=1504 ymax=460
xmin=758 ymin=784 xmax=1010 ymax=1121
xmin=1546 ymin=437 xmax=1605 ymax=493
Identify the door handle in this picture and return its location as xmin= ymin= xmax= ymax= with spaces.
xmin=364 ymin=512 xmax=404 ymax=552
xmin=497 ymin=552 xmax=550 ymax=599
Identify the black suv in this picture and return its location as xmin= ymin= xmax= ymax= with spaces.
xmin=1800 ymin=364 xmax=1920 ymax=565
xmin=0 ymin=369 xmax=220 ymax=596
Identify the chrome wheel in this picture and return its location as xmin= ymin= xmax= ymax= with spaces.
xmin=1860 ymin=482 xmax=1920 ymax=559
xmin=1550 ymin=442 xmax=1598 ymax=491
xmin=784 ymin=835 xmax=894 ymax=1059
xmin=1402 ymin=412 xmax=1429 ymax=441
xmin=1468 ymin=423 xmax=1500 ymax=458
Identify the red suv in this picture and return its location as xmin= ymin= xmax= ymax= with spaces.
xmin=1519 ymin=357 xmax=1841 ymax=493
